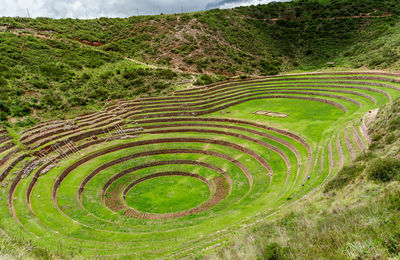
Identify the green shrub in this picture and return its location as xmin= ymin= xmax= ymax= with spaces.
xmin=12 ymin=104 xmax=31 ymax=117
xmin=386 ymin=133 xmax=397 ymax=144
xmin=68 ymin=96 xmax=88 ymax=106
xmin=0 ymin=100 xmax=9 ymax=113
xmin=39 ymin=63 xmax=74 ymax=81
xmin=0 ymin=111 xmax=7 ymax=121
xmin=15 ymin=117 xmax=36 ymax=127
xmin=134 ymin=86 xmax=148 ymax=95
xmin=324 ymin=163 xmax=365 ymax=192
xmin=367 ymin=158 xmax=400 ymax=182
xmin=0 ymin=64 xmax=10 ymax=76
xmin=30 ymin=78 xmax=49 ymax=89
xmin=123 ymin=70 xmax=138 ymax=80
xmin=100 ymin=71 xmax=114 ymax=80
xmin=259 ymin=59 xmax=281 ymax=75
xmin=136 ymin=68 xmax=151 ymax=76
xmin=383 ymin=231 xmax=400 ymax=256
xmin=386 ymin=190 xmax=400 ymax=211
xmin=184 ymin=57 xmax=194 ymax=65
xmin=389 ymin=117 xmax=400 ymax=131
xmin=260 ymin=243 xmax=289 ymax=260
xmin=156 ymin=69 xmax=177 ymax=80
xmin=152 ymin=81 xmax=169 ymax=90
xmin=194 ymin=74 xmax=214 ymax=85
xmin=128 ymin=78 xmax=145 ymax=88
xmin=42 ymin=93 xmax=63 ymax=109
xmin=0 ymin=76 xmax=8 ymax=87
xmin=86 ymin=58 xmax=105 ymax=68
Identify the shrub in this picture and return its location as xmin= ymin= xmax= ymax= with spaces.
xmin=324 ymin=163 xmax=365 ymax=192
xmin=260 ymin=243 xmax=289 ymax=260
xmin=156 ymin=69 xmax=177 ymax=80
xmin=103 ymin=42 xmax=121 ymax=52
xmin=123 ymin=70 xmax=138 ymax=80
xmin=184 ymin=57 xmax=194 ymax=65
xmin=152 ymin=81 xmax=169 ymax=90
xmin=68 ymin=96 xmax=87 ymax=106
xmin=100 ymin=71 xmax=114 ymax=80
xmin=0 ymin=100 xmax=9 ymax=113
xmin=383 ymin=231 xmax=400 ymax=256
xmin=39 ymin=63 xmax=74 ymax=81
xmin=133 ymin=86 xmax=148 ymax=95
xmin=86 ymin=58 xmax=105 ymax=68
xmin=367 ymin=158 xmax=400 ymax=182
xmin=386 ymin=133 xmax=397 ymax=144
xmin=12 ymin=104 xmax=31 ymax=117
xmin=15 ymin=117 xmax=36 ymax=127
xmin=0 ymin=65 xmax=9 ymax=76
xmin=0 ymin=111 xmax=7 ymax=121
xmin=128 ymin=78 xmax=145 ymax=88
xmin=389 ymin=117 xmax=400 ymax=131
xmin=0 ymin=76 xmax=7 ymax=87
xmin=386 ymin=190 xmax=400 ymax=211
xmin=42 ymin=93 xmax=63 ymax=109
xmin=30 ymin=79 xmax=49 ymax=89
xmin=194 ymin=74 xmax=214 ymax=85
xmin=259 ymin=59 xmax=281 ymax=75
xmin=136 ymin=68 xmax=151 ymax=76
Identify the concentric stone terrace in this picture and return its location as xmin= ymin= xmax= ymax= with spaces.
xmin=1 ymin=72 xmax=399 ymax=258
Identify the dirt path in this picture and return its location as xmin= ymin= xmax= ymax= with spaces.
xmin=336 ymin=133 xmax=345 ymax=169
xmin=2 ymin=28 xmax=199 ymax=80
xmin=125 ymin=57 xmax=200 ymax=76
xmin=328 ymin=138 xmax=334 ymax=174
xmin=344 ymin=128 xmax=356 ymax=161
xmin=242 ymin=13 xmax=392 ymax=22
xmin=352 ymin=125 xmax=364 ymax=151
xmin=320 ymin=143 xmax=326 ymax=172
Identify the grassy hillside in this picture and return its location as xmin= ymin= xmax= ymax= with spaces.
xmin=1 ymin=0 xmax=400 ymax=125
xmin=2 ymin=0 xmax=400 ymax=73
xmin=0 ymin=32 xmax=194 ymax=127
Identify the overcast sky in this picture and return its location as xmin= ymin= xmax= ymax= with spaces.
xmin=0 ymin=0 xmax=286 ymax=19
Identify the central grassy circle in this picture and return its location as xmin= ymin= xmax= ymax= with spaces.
xmin=125 ymin=175 xmax=211 ymax=214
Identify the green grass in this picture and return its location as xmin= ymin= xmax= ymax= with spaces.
xmin=1 ymin=72 xmax=400 ymax=258
xmin=126 ymin=175 xmax=210 ymax=214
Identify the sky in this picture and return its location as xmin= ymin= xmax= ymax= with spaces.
xmin=0 ymin=0 xmax=285 ymax=19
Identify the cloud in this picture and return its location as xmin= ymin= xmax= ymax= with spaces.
xmin=209 ymin=0 xmax=287 ymax=9
xmin=0 ymin=0 xmax=287 ymax=19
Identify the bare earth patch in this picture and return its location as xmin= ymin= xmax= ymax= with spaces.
xmin=253 ymin=111 xmax=289 ymax=118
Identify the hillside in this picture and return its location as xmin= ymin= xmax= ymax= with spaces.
xmin=0 ymin=1 xmax=400 ymax=259
xmin=1 ymin=0 xmax=400 ymax=125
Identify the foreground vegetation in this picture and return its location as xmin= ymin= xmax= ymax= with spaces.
xmin=210 ymin=99 xmax=400 ymax=259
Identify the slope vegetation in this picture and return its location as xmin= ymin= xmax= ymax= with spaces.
xmin=1 ymin=0 xmax=400 ymax=124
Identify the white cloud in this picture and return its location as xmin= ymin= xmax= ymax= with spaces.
xmin=0 ymin=0 xmax=286 ymax=19
xmin=218 ymin=0 xmax=282 ymax=9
